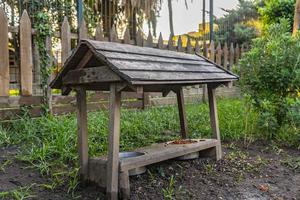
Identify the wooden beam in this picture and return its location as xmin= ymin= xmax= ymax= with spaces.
xmin=63 ymin=66 xmax=121 ymax=85
xmin=106 ymin=83 xmax=121 ymax=200
xmin=207 ymin=85 xmax=222 ymax=160
xmin=176 ymin=88 xmax=188 ymax=139
xmin=76 ymin=88 xmax=89 ymax=179
xmin=62 ymin=50 xmax=93 ymax=95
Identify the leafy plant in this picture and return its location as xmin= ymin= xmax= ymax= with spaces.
xmin=240 ymin=19 xmax=300 ymax=138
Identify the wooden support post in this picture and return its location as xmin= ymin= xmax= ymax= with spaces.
xmin=207 ymin=85 xmax=222 ymax=160
xmin=176 ymin=88 xmax=188 ymax=139
xmin=119 ymin=171 xmax=130 ymax=200
xmin=76 ymin=88 xmax=89 ymax=179
xmin=107 ymin=83 xmax=121 ymax=200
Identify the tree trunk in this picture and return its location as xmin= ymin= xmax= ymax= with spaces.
xmin=167 ymin=0 xmax=174 ymax=37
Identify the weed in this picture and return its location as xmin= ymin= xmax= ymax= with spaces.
xmin=162 ymin=175 xmax=176 ymax=200
xmin=281 ymin=157 xmax=300 ymax=171
xmin=0 ymin=184 xmax=35 ymax=200
xmin=0 ymin=159 xmax=12 ymax=173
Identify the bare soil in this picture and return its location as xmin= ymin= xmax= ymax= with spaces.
xmin=1 ymin=143 xmax=300 ymax=200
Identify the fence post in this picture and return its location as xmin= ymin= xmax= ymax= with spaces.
xmin=20 ymin=10 xmax=33 ymax=96
xmin=109 ymin=25 xmax=118 ymax=42
xmin=61 ymin=16 xmax=71 ymax=65
xmin=195 ymin=40 xmax=201 ymax=55
xmin=0 ymin=8 xmax=9 ymax=96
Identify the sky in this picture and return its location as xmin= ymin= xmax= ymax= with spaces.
xmin=154 ymin=0 xmax=239 ymax=38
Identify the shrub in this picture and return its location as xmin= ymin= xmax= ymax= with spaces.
xmin=240 ymin=19 xmax=300 ymax=139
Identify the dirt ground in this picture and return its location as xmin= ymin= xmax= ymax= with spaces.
xmin=0 ymin=143 xmax=299 ymax=200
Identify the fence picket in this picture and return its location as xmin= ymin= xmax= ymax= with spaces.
xmin=61 ymin=17 xmax=71 ymax=65
xmin=95 ymin=22 xmax=104 ymax=41
xmin=158 ymin=32 xmax=163 ymax=49
xmin=145 ymin=30 xmax=153 ymax=47
xmin=123 ymin=27 xmax=130 ymax=44
xmin=136 ymin=29 xmax=143 ymax=46
xmin=195 ymin=40 xmax=200 ymax=55
xmin=79 ymin=19 xmax=88 ymax=40
xmin=20 ymin=10 xmax=33 ymax=96
xmin=216 ymin=42 xmax=222 ymax=65
xmin=223 ymin=42 xmax=228 ymax=69
xmin=177 ymin=36 xmax=183 ymax=52
xmin=0 ymin=8 xmax=9 ymax=96
xmin=186 ymin=37 xmax=193 ymax=54
xmin=209 ymin=40 xmax=215 ymax=62
xmin=109 ymin=25 xmax=118 ymax=42
xmin=168 ymin=34 xmax=174 ymax=50
xmin=229 ymin=43 xmax=234 ymax=70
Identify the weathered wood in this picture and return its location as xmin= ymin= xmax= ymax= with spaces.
xmin=102 ymin=50 xmax=206 ymax=63
xmin=0 ymin=8 xmax=9 ymax=96
xmin=61 ymin=16 xmax=71 ymax=65
xmin=215 ymin=42 xmax=222 ymax=65
xmin=120 ymin=139 xmax=219 ymax=171
xmin=195 ymin=40 xmax=201 ymax=54
xmin=107 ymin=83 xmax=121 ymax=200
xmin=145 ymin=30 xmax=153 ymax=48
xmin=123 ymin=27 xmax=131 ymax=44
xmin=186 ymin=37 xmax=193 ymax=54
xmin=119 ymin=171 xmax=130 ymax=200
xmin=76 ymin=88 xmax=89 ymax=179
xmin=136 ymin=29 xmax=143 ymax=46
xmin=176 ymin=88 xmax=188 ymax=139
xmin=168 ymin=34 xmax=175 ymax=50
xmin=95 ymin=22 xmax=104 ymax=41
xmin=207 ymin=85 xmax=222 ymax=160
xmin=158 ymin=32 xmax=164 ymax=49
xmin=79 ymin=19 xmax=88 ymax=40
xmin=106 ymin=58 xmax=223 ymax=72
xmin=209 ymin=40 xmax=215 ymax=62
xmin=62 ymin=50 xmax=93 ymax=95
xmin=63 ymin=66 xmax=121 ymax=85
xmin=20 ymin=10 xmax=33 ymax=96
xmin=177 ymin=36 xmax=183 ymax=52
xmin=110 ymin=25 xmax=118 ymax=42
xmin=223 ymin=42 xmax=228 ymax=69
xmin=229 ymin=43 xmax=234 ymax=70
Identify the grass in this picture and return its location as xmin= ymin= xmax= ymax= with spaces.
xmin=0 ymin=97 xmax=296 ymax=195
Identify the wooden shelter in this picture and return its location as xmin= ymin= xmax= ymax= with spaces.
xmin=50 ymin=39 xmax=238 ymax=200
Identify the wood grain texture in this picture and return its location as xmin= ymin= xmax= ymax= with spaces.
xmin=207 ymin=85 xmax=222 ymax=160
xmin=176 ymin=88 xmax=188 ymax=139
xmin=20 ymin=10 xmax=33 ymax=96
xmin=63 ymin=66 xmax=121 ymax=85
xmin=0 ymin=8 xmax=9 ymax=96
xmin=106 ymin=83 xmax=121 ymax=200
xmin=76 ymin=88 xmax=89 ymax=179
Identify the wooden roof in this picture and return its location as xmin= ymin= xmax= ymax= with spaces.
xmin=50 ymin=39 xmax=238 ymax=92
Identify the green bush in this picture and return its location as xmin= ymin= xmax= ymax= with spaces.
xmin=240 ymin=19 xmax=300 ymax=140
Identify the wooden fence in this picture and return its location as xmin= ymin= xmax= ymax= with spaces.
xmin=0 ymin=8 xmax=244 ymax=120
